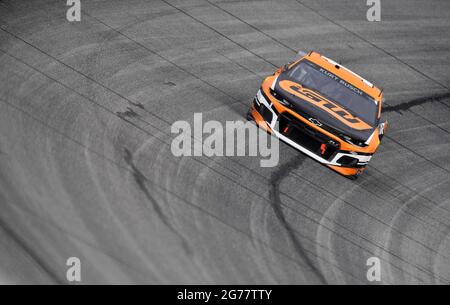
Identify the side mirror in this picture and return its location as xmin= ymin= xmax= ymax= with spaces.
xmin=288 ymin=50 xmax=307 ymax=65
xmin=275 ymin=64 xmax=289 ymax=75
xmin=274 ymin=65 xmax=285 ymax=75
xmin=296 ymin=50 xmax=307 ymax=57
xmin=378 ymin=120 xmax=388 ymax=140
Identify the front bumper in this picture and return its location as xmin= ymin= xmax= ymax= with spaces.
xmin=250 ymin=90 xmax=371 ymax=177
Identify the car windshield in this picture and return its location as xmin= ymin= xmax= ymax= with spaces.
xmin=287 ymin=60 xmax=378 ymax=126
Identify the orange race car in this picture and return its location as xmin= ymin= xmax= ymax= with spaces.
xmin=248 ymin=51 xmax=388 ymax=179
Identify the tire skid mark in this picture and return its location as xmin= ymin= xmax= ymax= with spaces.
xmin=123 ymin=148 xmax=192 ymax=255
xmin=0 ymin=193 xmax=62 ymax=284
xmin=1 ymin=95 xmax=320 ymax=282
xmin=287 ymin=173 xmax=449 ymax=283
xmin=358 ymin=171 xmax=450 ymax=226
xmin=269 ymin=155 xmax=328 ymax=284
xmin=384 ymin=92 xmax=450 ymax=113
xmin=0 ymin=41 xmax=242 ymax=181
xmin=117 ymin=107 xmax=139 ymax=120
xmin=189 ymin=0 xmax=450 ymax=217
xmin=432 ymin=217 xmax=450 ymax=284
xmin=0 ymin=223 xmax=61 ymax=284
xmin=381 ymin=183 xmax=450 ymax=284
xmin=289 ymin=170 xmax=450 ymax=263
xmin=291 ymin=0 xmax=449 ymax=91
xmin=0 ymin=0 xmax=446 ymax=282
xmin=191 ymin=0 xmax=450 ymax=242
xmin=313 ymin=181 xmax=366 ymax=284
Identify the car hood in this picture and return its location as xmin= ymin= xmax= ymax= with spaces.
xmin=273 ymin=74 xmax=376 ymax=142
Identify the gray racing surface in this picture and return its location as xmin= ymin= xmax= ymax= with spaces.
xmin=0 ymin=0 xmax=449 ymax=284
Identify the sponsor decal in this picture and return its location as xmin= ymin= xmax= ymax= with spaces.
xmin=279 ymin=80 xmax=372 ymax=131
xmin=318 ymin=68 xmax=365 ymax=96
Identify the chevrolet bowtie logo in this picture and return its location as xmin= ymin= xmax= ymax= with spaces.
xmin=309 ymin=118 xmax=323 ymax=127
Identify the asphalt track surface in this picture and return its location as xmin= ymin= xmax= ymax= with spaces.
xmin=0 ymin=0 xmax=449 ymax=284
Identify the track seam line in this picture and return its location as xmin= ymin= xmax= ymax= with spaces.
xmin=1 ymin=2 xmax=448 ymax=282
xmin=197 ymin=0 xmax=450 ymax=215
xmin=0 ymin=32 xmax=445 ymax=283
xmin=0 ymin=46 xmax=242 ymax=182
xmin=0 ymin=50 xmax=434 ymax=284
xmin=204 ymin=0 xmax=299 ymax=54
xmin=291 ymin=0 xmax=450 ymax=91
xmin=0 ymin=50 xmax=437 ymax=286
xmin=159 ymin=0 xmax=280 ymax=68
xmin=0 ymin=216 xmax=63 ymax=284
xmin=0 ymin=97 xmax=367 ymax=284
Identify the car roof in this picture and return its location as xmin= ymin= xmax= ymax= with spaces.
xmin=303 ymin=51 xmax=383 ymax=101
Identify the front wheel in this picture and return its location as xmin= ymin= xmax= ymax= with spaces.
xmin=347 ymin=168 xmax=366 ymax=180
xmin=246 ymin=109 xmax=254 ymax=121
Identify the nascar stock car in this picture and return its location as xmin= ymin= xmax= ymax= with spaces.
xmin=248 ymin=51 xmax=388 ymax=179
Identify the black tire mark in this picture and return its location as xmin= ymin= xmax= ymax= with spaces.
xmin=0 ymin=191 xmax=63 ymax=284
xmin=287 ymin=171 xmax=450 ymax=284
xmin=0 ymin=96 xmax=422 ymax=283
xmin=117 ymin=107 xmax=139 ymax=119
xmin=356 ymin=170 xmax=450 ymax=226
xmin=0 ymin=225 xmax=62 ymax=285
xmin=164 ymin=81 xmax=177 ymax=87
xmin=0 ymin=45 xmax=241 ymax=182
xmin=194 ymin=0 xmax=450 ymax=224
xmin=269 ymin=155 xmax=328 ymax=284
xmin=384 ymin=92 xmax=450 ymax=113
xmin=288 ymin=168 xmax=450 ymax=261
xmin=2 ymin=96 xmax=333 ymax=281
xmin=292 ymin=0 xmax=449 ymax=91
xmin=382 ymin=94 xmax=450 ymax=173
xmin=2 ymin=31 xmax=441 ymax=284
xmin=5 ymin=0 xmax=448 ymax=282
xmin=193 ymin=0 xmax=450 ymax=171
xmin=123 ymin=148 xmax=192 ymax=255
